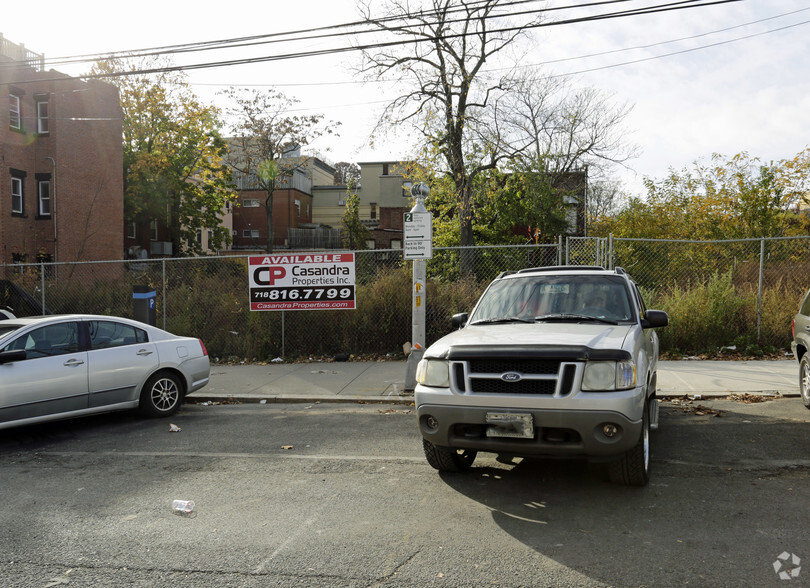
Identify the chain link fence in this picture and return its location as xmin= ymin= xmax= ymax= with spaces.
xmin=1 ymin=236 xmax=808 ymax=359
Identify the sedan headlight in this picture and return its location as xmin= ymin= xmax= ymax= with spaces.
xmin=415 ymin=358 xmax=450 ymax=388
xmin=582 ymin=360 xmax=636 ymax=391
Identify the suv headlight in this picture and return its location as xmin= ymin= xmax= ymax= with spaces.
xmin=415 ymin=358 xmax=450 ymax=388
xmin=582 ymin=360 xmax=636 ymax=391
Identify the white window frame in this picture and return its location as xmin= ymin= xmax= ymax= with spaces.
xmin=37 ymin=100 xmax=49 ymax=134
xmin=150 ymin=219 xmax=158 ymax=241
xmin=242 ymin=229 xmax=260 ymax=238
xmin=9 ymin=94 xmax=21 ymax=130
xmin=242 ymin=198 xmax=260 ymax=207
xmin=295 ymin=199 xmax=301 ymax=217
xmin=127 ymin=221 xmax=137 ymax=239
xmin=11 ymin=177 xmax=23 ymax=214
xmin=38 ymin=180 xmax=50 ymax=216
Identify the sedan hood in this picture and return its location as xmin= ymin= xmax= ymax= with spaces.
xmin=424 ymin=323 xmax=634 ymax=359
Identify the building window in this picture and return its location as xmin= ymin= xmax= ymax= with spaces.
xmin=9 ymin=94 xmax=21 ymax=130
xmin=402 ymin=181 xmax=413 ymax=197
xmin=11 ymin=176 xmax=23 ymax=215
xmin=242 ymin=198 xmax=260 ymax=207
xmin=243 ymin=229 xmax=259 ymax=238
xmin=37 ymin=100 xmax=49 ymax=134
xmin=127 ymin=221 xmax=137 ymax=239
xmin=150 ymin=219 xmax=158 ymax=241
xmin=382 ymin=163 xmax=389 ymax=175
xmin=391 ymin=239 xmax=402 ymax=249
xmin=295 ymin=199 xmax=301 ymax=217
xmin=195 ymin=229 xmax=202 ymax=245
xmin=38 ymin=180 xmax=51 ymax=216
xmin=370 ymin=202 xmax=377 ymax=220
xmin=365 ymin=240 xmax=376 ymax=249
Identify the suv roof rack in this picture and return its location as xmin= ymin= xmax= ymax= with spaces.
xmin=515 ymin=266 xmax=606 ymax=274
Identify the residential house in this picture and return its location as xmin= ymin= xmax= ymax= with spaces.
xmin=310 ymin=161 xmax=411 ymax=250
xmin=228 ymin=146 xmax=334 ymax=251
xmin=1 ymin=34 xmax=123 ymax=271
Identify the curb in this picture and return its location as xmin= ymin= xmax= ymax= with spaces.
xmin=188 ymin=394 xmax=416 ymax=406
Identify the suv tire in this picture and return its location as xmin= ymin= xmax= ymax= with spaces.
xmin=800 ymin=355 xmax=810 ymax=409
xmin=609 ymin=399 xmax=651 ymax=486
xmin=422 ymin=439 xmax=477 ymax=472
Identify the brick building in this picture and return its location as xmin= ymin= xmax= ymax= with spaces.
xmin=1 ymin=35 xmax=123 ymax=269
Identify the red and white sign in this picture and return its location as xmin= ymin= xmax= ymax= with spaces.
xmin=248 ymin=253 xmax=356 ymax=311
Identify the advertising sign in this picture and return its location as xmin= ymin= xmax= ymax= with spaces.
xmin=248 ymin=253 xmax=356 ymax=311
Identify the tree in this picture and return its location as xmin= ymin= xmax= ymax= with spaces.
xmin=91 ymin=56 xmax=236 ymax=256
xmin=334 ymin=162 xmax=361 ymax=187
xmin=221 ymin=88 xmax=340 ymax=253
xmin=359 ymin=0 xmax=543 ymax=274
xmin=341 ymin=192 xmax=371 ymax=249
xmin=597 ymin=150 xmax=810 ymax=240
xmin=495 ymin=72 xmax=636 ymax=241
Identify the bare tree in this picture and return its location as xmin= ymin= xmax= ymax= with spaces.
xmin=221 ymin=88 xmax=339 ymax=252
xmin=334 ymin=162 xmax=361 ymax=187
xmin=358 ymin=0 xmax=542 ymax=274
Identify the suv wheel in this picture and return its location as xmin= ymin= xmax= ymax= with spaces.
xmin=800 ymin=355 xmax=810 ymax=409
xmin=422 ymin=439 xmax=477 ymax=472
xmin=609 ymin=400 xmax=650 ymax=486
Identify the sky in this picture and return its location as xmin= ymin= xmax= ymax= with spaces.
xmin=5 ymin=0 xmax=809 ymax=197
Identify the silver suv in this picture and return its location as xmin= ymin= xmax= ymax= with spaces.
xmin=791 ymin=288 xmax=810 ymax=409
xmin=415 ymin=266 xmax=668 ymax=486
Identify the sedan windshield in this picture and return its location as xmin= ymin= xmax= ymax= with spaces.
xmin=469 ymin=275 xmax=634 ymax=324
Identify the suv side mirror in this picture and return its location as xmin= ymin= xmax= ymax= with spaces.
xmin=641 ymin=310 xmax=669 ymax=329
xmin=451 ymin=313 xmax=468 ymax=329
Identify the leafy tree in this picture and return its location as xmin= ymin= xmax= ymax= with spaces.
xmin=221 ymin=88 xmax=340 ymax=252
xmin=91 ymin=56 xmax=236 ymax=256
xmin=598 ymin=151 xmax=810 ymax=241
xmin=341 ymin=192 xmax=371 ymax=250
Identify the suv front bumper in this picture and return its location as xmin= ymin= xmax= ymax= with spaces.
xmin=416 ymin=400 xmax=643 ymax=459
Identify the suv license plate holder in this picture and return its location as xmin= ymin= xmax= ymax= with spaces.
xmin=485 ymin=412 xmax=534 ymax=439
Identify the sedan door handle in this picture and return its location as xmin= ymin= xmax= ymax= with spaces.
xmin=63 ymin=359 xmax=85 ymax=367
xmin=136 ymin=349 xmax=154 ymax=356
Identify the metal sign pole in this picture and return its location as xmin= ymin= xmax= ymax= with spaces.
xmin=404 ymin=183 xmax=431 ymax=391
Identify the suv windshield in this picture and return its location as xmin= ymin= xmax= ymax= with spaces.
xmin=469 ymin=274 xmax=635 ymax=324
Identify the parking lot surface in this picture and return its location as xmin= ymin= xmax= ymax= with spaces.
xmin=0 ymin=394 xmax=807 ymax=587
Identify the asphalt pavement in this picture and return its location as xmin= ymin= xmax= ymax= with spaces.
xmin=195 ymin=358 xmax=801 ymax=405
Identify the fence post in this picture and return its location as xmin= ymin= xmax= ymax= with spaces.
xmin=162 ymin=259 xmax=167 ymax=330
xmin=557 ymin=235 xmax=563 ymax=265
xmin=757 ymin=237 xmax=765 ymax=343
xmin=40 ymin=262 xmax=46 ymax=313
xmin=607 ymin=234 xmax=614 ymax=269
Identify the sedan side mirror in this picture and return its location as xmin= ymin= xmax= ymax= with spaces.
xmin=0 ymin=349 xmax=26 ymax=364
xmin=641 ymin=310 xmax=669 ymax=329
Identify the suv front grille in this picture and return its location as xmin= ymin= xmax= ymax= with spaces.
xmin=453 ymin=361 xmax=579 ymax=396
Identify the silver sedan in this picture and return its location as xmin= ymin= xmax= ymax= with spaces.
xmin=0 ymin=314 xmax=210 ymax=430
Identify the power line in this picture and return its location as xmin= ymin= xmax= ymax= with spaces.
xmin=3 ymin=0 xmax=742 ymax=81
xmin=189 ymin=6 xmax=810 ymax=90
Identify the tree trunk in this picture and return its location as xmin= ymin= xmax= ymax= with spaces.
xmin=265 ymin=189 xmax=274 ymax=254
xmin=457 ymin=183 xmax=476 ymax=279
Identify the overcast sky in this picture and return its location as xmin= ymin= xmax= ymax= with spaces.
xmin=6 ymin=0 xmax=809 ymax=196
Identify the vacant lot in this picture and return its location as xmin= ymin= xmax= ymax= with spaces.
xmin=0 ymin=398 xmax=807 ymax=587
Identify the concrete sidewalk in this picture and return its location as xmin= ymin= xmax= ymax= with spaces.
xmin=194 ymin=359 xmax=801 ymax=405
